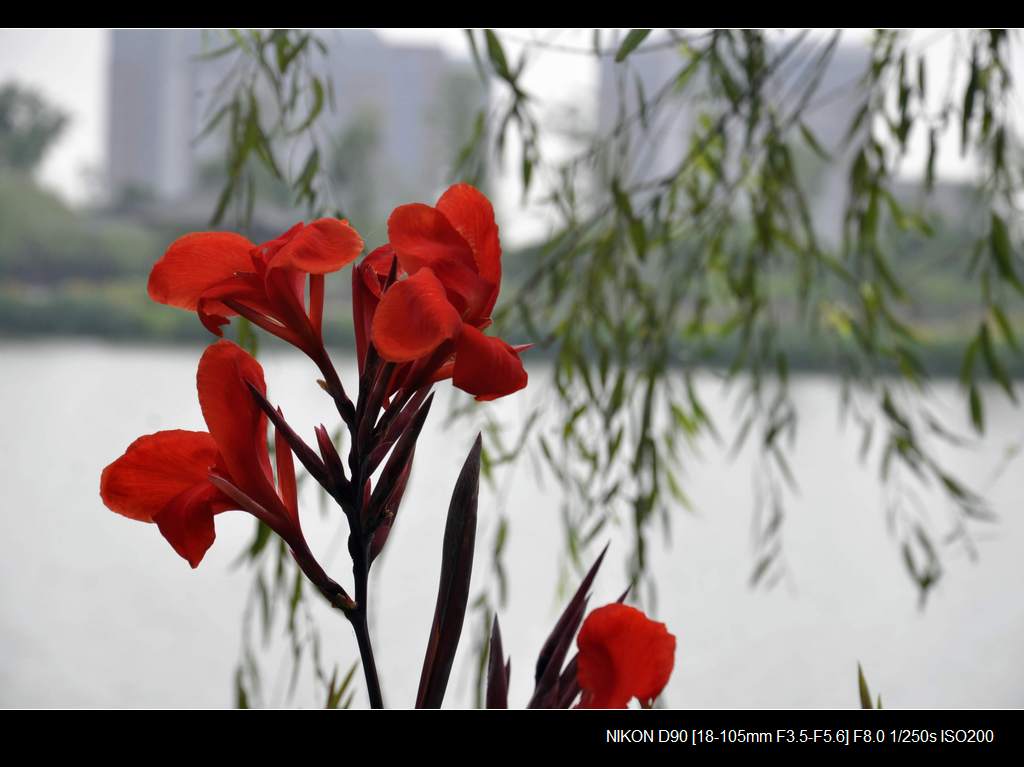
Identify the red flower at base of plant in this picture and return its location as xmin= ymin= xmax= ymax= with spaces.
xmin=147 ymin=219 xmax=364 ymax=357
xmin=576 ymin=603 xmax=677 ymax=709
xmin=365 ymin=183 xmax=529 ymax=401
xmin=100 ymin=340 xmax=303 ymax=568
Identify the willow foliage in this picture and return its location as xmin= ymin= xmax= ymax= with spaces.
xmin=197 ymin=29 xmax=1023 ymax=707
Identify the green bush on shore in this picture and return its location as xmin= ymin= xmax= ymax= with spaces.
xmin=0 ymin=172 xmax=161 ymax=281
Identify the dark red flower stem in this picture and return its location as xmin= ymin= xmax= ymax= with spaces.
xmin=339 ymin=344 xmax=421 ymax=710
xmin=331 ymin=348 xmax=388 ymax=709
xmin=244 ymin=372 xmax=381 ymax=704
xmin=243 ymin=334 xmax=425 ymax=709
xmin=341 ymin=425 xmax=386 ymax=708
xmin=224 ymin=484 xmax=356 ymax=613
xmin=346 ymin=528 xmax=384 ymax=709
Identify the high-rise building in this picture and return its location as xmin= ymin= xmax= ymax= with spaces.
xmin=107 ymin=30 xmax=204 ymax=201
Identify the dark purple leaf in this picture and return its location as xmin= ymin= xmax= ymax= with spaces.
xmin=314 ymin=424 xmax=347 ymax=493
xmin=528 ymin=593 xmax=588 ymax=708
xmin=357 ymin=361 xmax=396 ymax=454
xmin=368 ymin=445 xmax=415 ymax=564
xmin=366 ymin=393 xmax=433 ymax=530
xmin=486 ymin=615 xmax=508 ymax=709
xmin=527 ymin=545 xmax=608 ymax=708
xmin=415 ymin=434 xmax=481 ymax=709
xmin=534 ymin=545 xmax=607 ymax=682
xmin=553 ymin=587 xmax=626 ymax=709
xmin=369 ymin=385 xmax=431 ymax=473
xmin=556 ymin=655 xmax=579 ymax=709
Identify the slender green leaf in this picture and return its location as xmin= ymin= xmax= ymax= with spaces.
xmin=615 ymin=30 xmax=651 ymax=63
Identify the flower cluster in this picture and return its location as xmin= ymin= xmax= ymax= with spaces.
xmin=99 ymin=184 xmax=674 ymax=709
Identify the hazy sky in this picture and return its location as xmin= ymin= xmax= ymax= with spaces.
xmin=0 ymin=28 xmax=1016 ymax=212
xmin=0 ymin=29 xmax=107 ymax=201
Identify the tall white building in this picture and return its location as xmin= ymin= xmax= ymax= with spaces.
xmin=107 ymin=30 xmax=204 ymax=200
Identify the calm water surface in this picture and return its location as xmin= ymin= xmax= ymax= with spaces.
xmin=1 ymin=340 xmax=1022 ymax=708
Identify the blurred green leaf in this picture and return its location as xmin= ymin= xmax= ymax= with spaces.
xmin=615 ymin=30 xmax=652 ymax=63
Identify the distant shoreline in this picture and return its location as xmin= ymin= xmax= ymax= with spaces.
xmin=3 ymin=330 xmax=1020 ymax=381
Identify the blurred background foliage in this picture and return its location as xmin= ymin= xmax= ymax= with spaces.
xmin=2 ymin=28 xmax=1022 ymax=707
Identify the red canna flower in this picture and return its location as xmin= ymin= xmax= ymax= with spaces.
xmin=576 ymin=603 xmax=677 ymax=709
xmin=100 ymin=340 xmax=305 ymax=569
xmin=365 ymin=184 xmax=528 ymax=401
xmin=148 ymin=219 xmax=364 ymax=359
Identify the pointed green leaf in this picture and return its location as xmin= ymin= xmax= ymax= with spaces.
xmin=484 ymin=30 xmax=512 ymax=80
xmin=991 ymin=213 xmax=1023 ymax=293
xmin=857 ymin=662 xmax=874 ymax=709
xmin=615 ymin=30 xmax=651 ymax=63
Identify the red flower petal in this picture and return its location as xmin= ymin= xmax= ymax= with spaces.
xmin=153 ymin=481 xmax=231 ymax=568
xmin=196 ymin=340 xmax=277 ymax=513
xmin=436 ymin=184 xmax=502 ymax=316
xmin=388 ymin=202 xmax=493 ymax=320
xmin=195 ymin=272 xmax=276 ymax=336
xmin=362 ymin=243 xmax=400 ymax=282
xmin=388 ymin=203 xmax=477 ymax=274
xmin=430 ymin=358 xmax=455 ymax=384
xmin=353 ymin=246 xmax=398 ymax=373
xmin=576 ymin=603 xmax=676 ymax=709
xmin=371 ymin=268 xmax=463 ymax=362
xmin=274 ymin=413 xmax=299 ymax=528
xmin=261 ymin=266 xmax=313 ymax=347
xmin=148 ymin=232 xmax=255 ymax=310
xmin=256 ymin=222 xmax=305 ymax=262
xmin=267 ymin=218 xmax=364 ymax=274
xmin=100 ymin=430 xmax=225 ymax=523
xmin=452 ymin=324 xmax=528 ymax=401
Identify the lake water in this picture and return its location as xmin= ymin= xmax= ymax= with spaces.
xmin=1 ymin=340 xmax=1022 ymax=708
